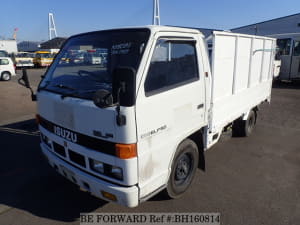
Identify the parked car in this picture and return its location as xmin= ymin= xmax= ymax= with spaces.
xmin=0 ymin=50 xmax=9 ymax=57
xmin=84 ymin=50 xmax=102 ymax=64
xmin=13 ymin=52 xmax=35 ymax=68
xmin=270 ymin=33 xmax=300 ymax=81
xmin=0 ymin=57 xmax=16 ymax=81
xmin=60 ymin=51 xmax=85 ymax=65
xmin=33 ymin=51 xmax=55 ymax=67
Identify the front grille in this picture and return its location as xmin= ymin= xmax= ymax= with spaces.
xmin=69 ymin=150 xmax=86 ymax=167
xmin=39 ymin=116 xmax=116 ymax=156
xmin=53 ymin=142 xmax=66 ymax=157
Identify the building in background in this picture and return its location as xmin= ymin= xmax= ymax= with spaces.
xmin=231 ymin=13 xmax=300 ymax=35
xmin=39 ymin=37 xmax=67 ymax=53
xmin=17 ymin=41 xmax=41 ymax=52
xmin=0 ymin=40 xmax=18 ymax=54
xmin=231 ymin=13 xmax=300 ymax=80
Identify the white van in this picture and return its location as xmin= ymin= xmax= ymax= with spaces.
xmin=0 ymin=57 xmax=16 ymax=81
xmin=270 ymin=33 xmax=300 ymax=81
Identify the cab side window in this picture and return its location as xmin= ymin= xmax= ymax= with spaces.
xmin=0 ymin=59 xmax=9 ymax=65
xmin=293 ymin=41 xmax=300 ymax=56
xmin=145 ymin=39 xmax=199 ymax=96
xmin=276 ymin=38 xmax=292 ymax=59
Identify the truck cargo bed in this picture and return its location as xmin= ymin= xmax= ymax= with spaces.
xmin=209 ymin=31 xmax=276 ymax=134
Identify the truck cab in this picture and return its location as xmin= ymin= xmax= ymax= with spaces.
xmin=35 ymin=26 xmax=209 ymax=207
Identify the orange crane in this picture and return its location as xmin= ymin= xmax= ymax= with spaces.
xmin=13 ymin=28 xmax=18 ymax=40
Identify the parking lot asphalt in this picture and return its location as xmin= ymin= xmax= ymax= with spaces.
xmin=0 ymin=69 xmax=44 ymax=125
xmin=0 ymin=69 xmax=299 ymax=225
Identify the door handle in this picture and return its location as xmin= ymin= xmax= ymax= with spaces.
xmin=197 ymin=104 xmax=204 ymax=109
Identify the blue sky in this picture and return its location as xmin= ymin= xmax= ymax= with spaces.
xmin=0 ymin=0 xmax=298 ymax=42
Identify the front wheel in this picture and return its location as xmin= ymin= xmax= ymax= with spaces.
xmin=166 ymin=139 xmax=199 ymax=199
xmin=1 ymin=72 xmax=11 ymax=81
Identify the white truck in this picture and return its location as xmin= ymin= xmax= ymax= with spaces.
xmin=20 ymin=26 xmax=276 ymax=207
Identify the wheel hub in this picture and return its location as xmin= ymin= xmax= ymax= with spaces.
xmin=2 ymin=73 xmax=9 ymax=80
xmin=175 ymin=154 xmax=191 ymax=181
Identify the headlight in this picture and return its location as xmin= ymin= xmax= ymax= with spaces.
xmin=109 ymin=166 xmax=123 ymax=180
xmin=89 ymin=159 xmax=123 ymax=181
xmin=89 ymin=159 xmax=104 ymax=174
xmin=41 ymin=133 xmax=51 ymax=148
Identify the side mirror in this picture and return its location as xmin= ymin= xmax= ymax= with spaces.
xmin=18 ymin=69 xmax=36 ymax=101
xmin=112 ymin=67 xmax=136 ymax=107
xmin=93 ymin=89 xmax=113 ymax=108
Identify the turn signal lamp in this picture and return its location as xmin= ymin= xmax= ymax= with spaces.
xmin=115 ymin=143 xmax=137 ymax=159
xmin=101 ymin=191 xmax=117 ymax=201
xmin=35 ymin=114 xmax=41 ymax=124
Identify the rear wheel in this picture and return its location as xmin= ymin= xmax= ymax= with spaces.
xmin=166 ymin=139 xmax=199 ymax=199
xmin=232 ymin=110 xmax=256 ymax=137
xmin=1 ymin=72 xmax=11 ymax=81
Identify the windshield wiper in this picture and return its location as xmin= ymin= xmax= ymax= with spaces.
xmin=78 ymin=70 xmax=95 ymax=77
xmin=54 ymin=84 xmax=76 ymax=90
xmin=60 ymin=89 xmax=98 ymax=99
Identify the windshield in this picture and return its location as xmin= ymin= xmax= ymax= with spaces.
xmin=39 ymin=29 xmax=150 ymax=99
xmin=15 ymin=53 xmax=32 ymax=58
xmin=0 ymin=50 xmax=8 ymax=57
xmin=36 ymin=53 xmax=54 ymax=58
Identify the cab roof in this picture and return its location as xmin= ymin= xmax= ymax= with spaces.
xmin=70 ymin=25 xmax=204 ymax=39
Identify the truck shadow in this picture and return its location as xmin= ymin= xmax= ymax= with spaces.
xmin=0 ymin=119 xmax=107 ymax=222
xmin=272 ymin=80 xmax=300 ymax=89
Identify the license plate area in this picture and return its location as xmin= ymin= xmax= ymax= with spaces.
xmin=60 ymin=165 xmax=77 ymax=184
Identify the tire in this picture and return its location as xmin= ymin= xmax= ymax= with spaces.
xmin=232 ymin=110 xmax=256 ymax=137
xmin=1 ymin=72 xmax=11 ymax=81
xmin=166 ymin=139 xmax=199 ymax=199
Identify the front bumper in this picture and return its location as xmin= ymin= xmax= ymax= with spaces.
xmin=41 ymin=63 xmax=50 ymax=67
xmin=16 ymin=63 xmax=34 ymax=67
xmin=41 ymin=144 xmax=139 ymax=207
